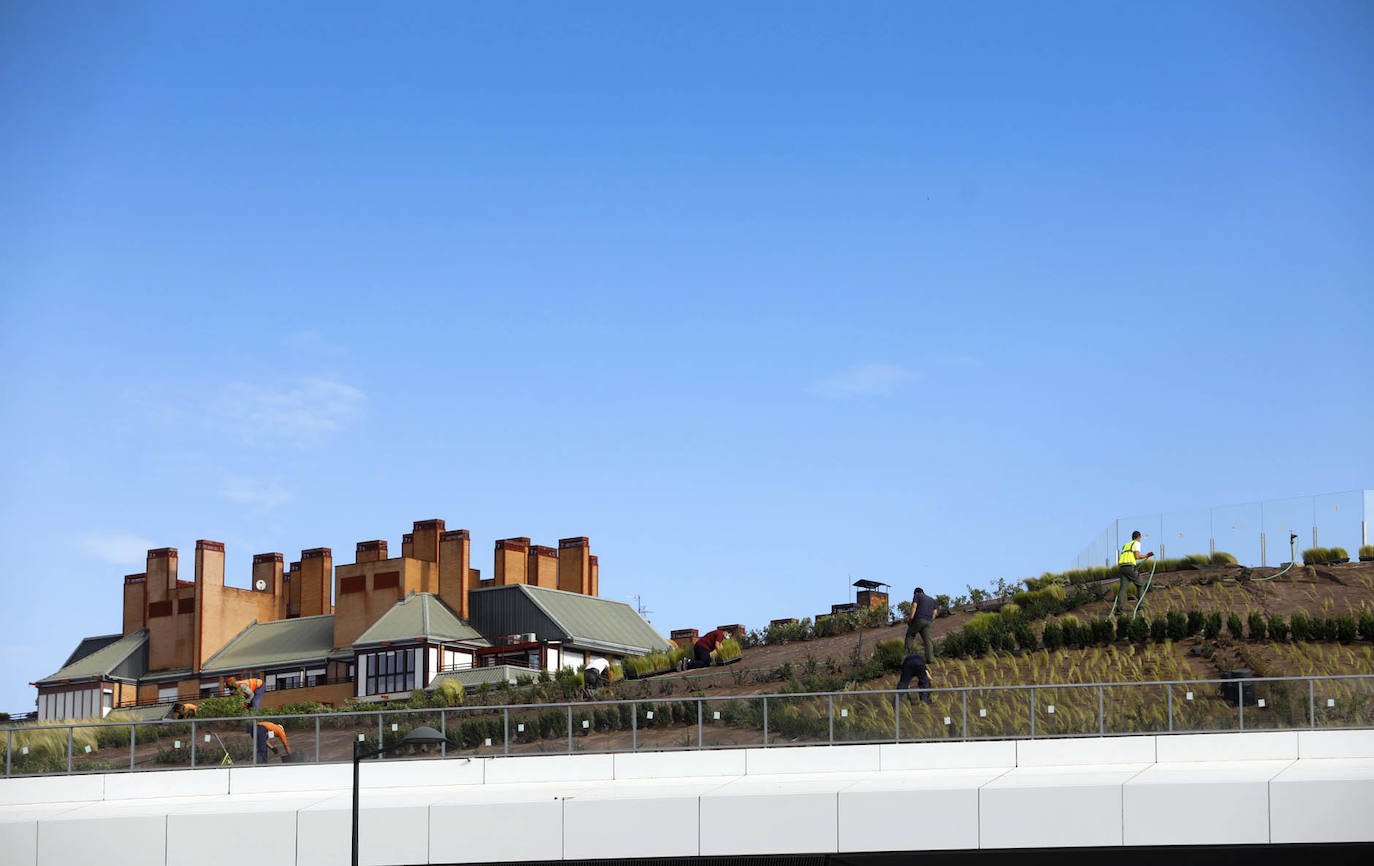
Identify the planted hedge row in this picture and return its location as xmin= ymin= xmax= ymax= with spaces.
xmin=940 ymin=608 xmax=1374 ymax=658
xmin=1303 ymin=547 xmax=1352 ymax=565
xmin=1025 ymin=552 xmax=1239 ymax=590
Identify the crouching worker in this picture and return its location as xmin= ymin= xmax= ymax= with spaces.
xmin=254 ymin=721 xmax=291 ymax=763
xmin=583 ymin=657 xmax=610 ymax=696
xmin=227 ymin=675 xmax=266 ymax=709
xmin=171 ymin=702 xmax=198 ymax=720
xmin=679 ymin=629 xmax=726 ymax=671
xmin=896 ymin=654 xmax=932 ymax=703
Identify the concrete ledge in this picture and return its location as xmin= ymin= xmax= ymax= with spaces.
xmin=38 ymin=810 xmax=166 ymax=866
xmin=298 ymin=796 xmax=430 ymax=866
xmin=228 ymin=763 xmax=351 ymax=795
xmin=566 ymin=793 xmax=700 ymax=859
xmin=1297 ymin=729 xmax=1374 ymax=759
xmin=840 ymin=776 xmax=984 ymax=851
xmin=0 ymin=774 xmax=104 ymax=806
xmin=745 ymin=744 xmax=879 ymax=775
xmin=431 ymin=798 xmax=563 ymax=863
xmin=104 ymin=768 xmax=229 ymax=800
xmin=980 ymin=766 xmax=1147 ymax=848
xmin=879 ymin=740 xmax=1015 ymax=770
xmin=1017 ymin=735 xmax=1155 ymax=766
xmin=1270 ymin=758 xmax=1374 ymax=843
xmin=1124 ymin=761 xmax=1287 ymax=846
xmin=483 ymin=753 xmax=614 ymax=785
xmin=361 ymin=756 xmax=484 ymax=788
xmin=1155 ymin=731 xmax=1298 ymax=763
xmin=614 ymin=749 xmax=746 ymax=780
xmin=701 ymin=790 xmax=838 ymax=855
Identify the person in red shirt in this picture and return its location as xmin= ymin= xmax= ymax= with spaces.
xmin=679 ymin=629 xmax=727 ymax=671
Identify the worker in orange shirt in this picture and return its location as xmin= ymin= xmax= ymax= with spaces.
xmin=171 ymin=702 xmax=198 ymax=720
xmin=254 ymin=720 xmax=291 ymax=763
xmin=227 ymin=675 xmax=266 ymax=709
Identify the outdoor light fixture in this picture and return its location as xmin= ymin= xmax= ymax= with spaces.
xmin=352 ymin=725 xmax=445 ymax=866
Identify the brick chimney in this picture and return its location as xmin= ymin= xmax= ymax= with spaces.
xmin=298 ymin=548 xmax=332 ymax=616
xmin=494 ymin=538 xmax=530 ymax=586
xmin=558 ymin=537 xmax=590 ymax=594
xmin=411 ymin=519 xmax=444 ymax=563
xmin=439 ymin=529 xmax=472 ymax=618
xmin=355 ymin=540 xmax=388 ymax=564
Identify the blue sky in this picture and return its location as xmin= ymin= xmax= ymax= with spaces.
xmin=1 ymin=2 xmax=1371 ymax=712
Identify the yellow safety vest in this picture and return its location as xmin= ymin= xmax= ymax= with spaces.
xmin=1119 ymin=541 xmax=1137 ymax=566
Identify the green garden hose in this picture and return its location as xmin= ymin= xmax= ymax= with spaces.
xmin=1131 ymin=557 xmax=1158 ymax=620
xmin=1223 ymin=559 xmax=1297 ymax=583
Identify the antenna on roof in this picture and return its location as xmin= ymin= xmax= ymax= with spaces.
xmin=627 ymin=594 xmax=653 ymax=622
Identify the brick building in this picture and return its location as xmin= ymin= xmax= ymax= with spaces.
xmin=33 ymin=519 xmax=667 ymax=720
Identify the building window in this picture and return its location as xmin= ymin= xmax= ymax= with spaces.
xmin=274 ymin=673 xmax=302 ymax=691
xmin=365 ymin=649 xmax=415 ymax=695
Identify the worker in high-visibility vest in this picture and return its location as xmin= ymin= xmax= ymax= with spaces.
xmin=1115 ymin=531 xmax=1155 ymax=608
xmin=254 ymin=721 xmax=291 ymax=762
xmin=171 ymin=702 xmax=198 ymax=720
xmin=227 ymin=676 xmax=265 ymax=709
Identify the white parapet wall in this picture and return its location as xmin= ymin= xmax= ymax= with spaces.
xmin=0 ymin=729 xmax=1371 ymax=865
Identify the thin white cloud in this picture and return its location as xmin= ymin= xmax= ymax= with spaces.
xmin=214 ymin=377 xmax=364 ymax=446
xmin=79 ymin=533 xmax=156 ymax=566
xmin=811 ymin=363 xmax=917 ymax=398
xmin=221 ymin=476 xmax=293 ymax=508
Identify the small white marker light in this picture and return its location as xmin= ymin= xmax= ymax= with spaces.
xmin=979 ymin=708 xmax=987 ymax=718
xmin=391 ymin=723 xmax=398 ymax=732
xmin=1257 ymin=699 xmax=1266 ymax=708
xmin=582 ymin=720 xmax=590 ymax=729
xmin=484 ymin=738 xmax=492 ymax=746
xmin=840 ymin=709 xmax=848 ymax=718
xmin=1047 ymin=705 xmax=1055 ymax=714
xmin=517 ymin=724 xmax=524 ymax=732
xmin=943 ymin=717 xmax=951 ymax=725
xmin=204 ymin=734 xmax=212 ymax=743
xmin=713 ymin=711 xmax=720 ymax=720
xmin=357 ymin=734 xmax=366 ymax=742
xmin=646 ymin=711 xmax=654 ymax=719
xmin=21 ymin=747 xmax=28 ymax=755
xmin=84 ymin=745 xmax=92 ymax=753
xmin=1328 ymin=699 xmax=1336 ymax=707
xmin=1186 ymin=692 xmax=1194 ymax=701
xmin=174 ymin=740 xmax=182 ymax=748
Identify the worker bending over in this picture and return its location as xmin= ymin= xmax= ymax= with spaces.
xmin=904 ymin=587 xmax=938 ymax=660
xmin=583 ymin=657 xmax=610 ymax=690
xmin=254 ymin=721 xmax=291 ymax=762
xmin=171 ymin=702 xmax=198 ymax=720
xmin=227 ymin=675 xmax=265 ymax=709
xmin=896 ymin=654 xmax=932 ymax=703
xmin=679 ymin=629 xmax=727 ymax=671
xmin=1115 ymin=531 xmax=1155 ymax=608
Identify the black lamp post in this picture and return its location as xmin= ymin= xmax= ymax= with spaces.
xmin=352 ymin=725 xmax=445 ymax=866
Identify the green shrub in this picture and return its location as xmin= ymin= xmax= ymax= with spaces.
xmin=1090 ymin=618 xmax=1115 ymax=645
xmin=1116 ymin=614 xmax=1131 ymax=642
xmin=1040 ymin=622 xmax=1063 ymax=651
xmin=1128 ymin=615 xmax=1150 ymax=644
xmin=1166 ymin=611 xmax=1188 ymax=641
xmin=1267 ymin=614 xmax=1288 ymax=642
xmin=1247 ymin=611 xmax=1267 ymax=640
xmin=1227 ymin=613 xmax=1245 ymax=640
xmin=1014 ymin=624 xmax=1038 ymax=652
xmin=1210 ymin=551 xmax=1238 ymax=565
xmin=1290 ymin=611 xmax=1310 ymax=641
xmin=965 ymin=629 xmax=990 ymax=656
xmin=1361 ymin=545 xmax=1374 ymax=561
xmin=716 ymin=638 xmax=742 ymax=662
xmin=1320 ymin=617 xmax=1339 ymax=642
xmin=1060 ymin=615 xmax=1083 ymax=649
xmin=1149 ymin=617 xmax=1167 ymax=642
xmin=194 ymin=696 xmax=248 ymax=718
xmin=1302 ymin=547 xmax=1329 ymax=565
xmin=940 ymin=632 xmax=967 ymax=658
xmin=1202 ymin=611 xmax=1222 ymax=640
xmin=1335 ymin=615 xmax=1357 ymax=643
xmin=873 ymin=639 xmax=906 ymax=671
xmin=1359 ymin=612 xmax=1374 ymax=641
xmin=1329 ymin=547 xmax=1349 ymax=562
xmin=1186 ymin=610 xmax=1205 ymax=636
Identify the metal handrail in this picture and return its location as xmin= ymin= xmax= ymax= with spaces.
xmin=4 ymin=673 xmax=1371 ymax=777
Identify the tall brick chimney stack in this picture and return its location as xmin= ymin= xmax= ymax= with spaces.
xmin=439 ymin=529 xmax=472 ymax=618
xmin=355 ymin=540 xmax=388 ymax=563
xmin=122 ymin=573 xmax=147 ymax=636
xmin=527 ymin=545 xmax=559 ymax=588
xmin=588 ymin=555 xmax=599 ymax=597
xmin=494 ymin=538 xmax=531 ymax=586
xmin=253 ymin=552 xmax=286 ymax=618
xmin=558 ymin=537 xmax=590 ymax=595
xmin=145 ymin=548 xmax=178 ymax=607
xmin=195 ymin=540 xmax=225 ymax=589
xmin=410 ymin=519 xmax=444 ymax=563
xmin=401 ymin=533 xmax=414 ymax=558
xmin=298 ymin=548 xmax=333 ymax=617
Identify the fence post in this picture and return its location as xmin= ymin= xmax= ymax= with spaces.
xmin=893 ymin=693 xmax=900 ymax=744
xmin=377 ymin=714 xmax=383 ymax=761
xmin=631 ymin=702 xmax=637 ymax=752
xmin=503 ymin=709 xmax=510 ymax=756
xmin=828 ymin=695 xmax=834 ymax=745
xmin=1029 ymin=689 xmax=1036 ymax=739
xmin=315 ymin=716 xmax=321 ymax=763
xmin=762 ymin=697 xmax=768 ymax=747
xmin=130 ymin=724 xmax=135 ymax=772
xmin=190 ymin=721 xmax=197 ymax=768
xmin=1238 ymin=683 xmax=1245 ymax=731
xmin=1098 ymin=686 xmax=1105 ymax=736
xmin=567 ymin=705 xmax=573 ymax=754
xmin=961 ymin=690 xmax=968 ymax=740
xmin=440 ymin=710 xmax=447 ymax=758
xmin=1167 ymin=687 xmax=1174 ymax=733
xmin=67 ymin=727 xmax=73 ymax=773
xmin=6 ymin=729 xmax=11 ymax=777
xmin=695 ymin=700 xmax=702 ymax=750
xmin=1309 ymin=679 xmax=1316 ymax=728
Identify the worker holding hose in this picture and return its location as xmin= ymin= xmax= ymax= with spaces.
xmin=1115 ymin=531 xmax=1155 ymax=608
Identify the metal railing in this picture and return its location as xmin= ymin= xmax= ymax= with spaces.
xmin=3 ymin=674 xmax=1371 ymax=778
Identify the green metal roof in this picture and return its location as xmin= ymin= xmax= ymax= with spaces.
xmin=38 ymin=630 xmax=148 ymax=685
xmin=200 ymin=614 xmax=336 ymax=674
xmin=428 ymin=665 xmax=528 ymax=690
xmin=469 ymin=585 xmax=672 ymax=656
xmin=353 ymin=593 xmax=485 ymax=647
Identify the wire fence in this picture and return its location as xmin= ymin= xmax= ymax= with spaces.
xmin=1071 ymin=489 xmax=1373 ymax=571
xmin=3 ymin=674 xmax=1372 ymax=777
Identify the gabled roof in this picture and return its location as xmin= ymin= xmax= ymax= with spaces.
xmin=353 ymin=593 xmax=485 ymax=647
xmin=201 ymin=614 xmax=336 ymax=674
xmin=428 ymin=665 xmax=527 ymax=690
xmin=38 ymin=630 xmax=149 ymax=685
xmin=61 ymin=634 xmax=124 ymax=669
xmin=468 ymin=584 xmax=672 ymax=656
